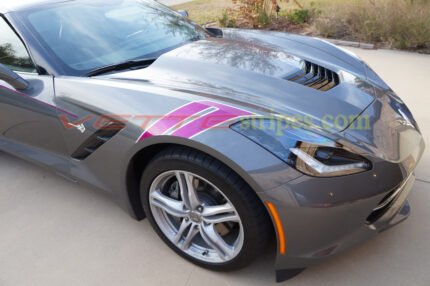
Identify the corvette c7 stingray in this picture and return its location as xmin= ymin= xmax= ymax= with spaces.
xmin=0 ymin=0 xmax=425 ymax=282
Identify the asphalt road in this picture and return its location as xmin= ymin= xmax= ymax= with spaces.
xmin=0 ymin=48 xmax=429 ymax=286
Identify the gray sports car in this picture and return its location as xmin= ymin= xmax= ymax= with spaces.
xmin=0 ymin=0 xmax=425 ymax=282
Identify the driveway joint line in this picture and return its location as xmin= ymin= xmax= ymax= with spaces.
xmin=416 ymin=178 xmax=430 ymax=184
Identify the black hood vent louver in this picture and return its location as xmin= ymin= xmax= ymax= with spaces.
xmin=286 ymin=61 xmax=340 ymax=92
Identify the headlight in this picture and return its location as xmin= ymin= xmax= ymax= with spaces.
xmin=231 ymin=118 xmax=371 ymax=177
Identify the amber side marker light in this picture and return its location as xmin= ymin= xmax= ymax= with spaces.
xmin=266 ymin=201 xmax=286 ymax=255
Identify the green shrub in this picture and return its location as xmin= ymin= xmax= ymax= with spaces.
xmin=287 ymin=8 xmax=310 ymax=24
xmin=219 ymin=10 xmax=237 ymax=27
xmin=257 ymin=10 xmax=271 ymax=27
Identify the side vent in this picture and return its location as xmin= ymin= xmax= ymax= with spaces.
xmin=286 ymin=61 xmax=340 ymax=92
xmin=72 ymin=121 xmax=125 ymax=160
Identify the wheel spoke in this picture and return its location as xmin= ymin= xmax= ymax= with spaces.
xmin=149 ymin=170 xmax=244 ymax=264
xmin=202 ymin=203 xmax=235 ymax=216
xmin=203 ymin=213 xmax=240 ymax=224
xmin=202 ymin=203 xmax=240 ymax=224
xmin=173 ymin=219 xmax=191 ymax=244
xmin=181 ymin=224 xmax=199 ymax=250
xmin=150 ymin=190 xmax=188 ymax=218
xmin=200 ymin=223 xmax=234 ymax=261
xmin=176 ymin=171 xmax=201 ymax=210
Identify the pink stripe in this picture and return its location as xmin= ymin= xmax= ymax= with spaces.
xmin=171 ymin=102 xmax=253 ymax=138
xmin=137 ymin=102 xmax=209 ymax=141
xmin=136 ymin=100 xmax=254 ymax=142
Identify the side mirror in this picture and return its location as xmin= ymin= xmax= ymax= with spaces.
xmin=177 ymin=10 xmax=189 ymax=18
xmin=0 ymin=64 xmax=29 ymax=90
xmin=205 ymin=27 xmax=224 ymax=38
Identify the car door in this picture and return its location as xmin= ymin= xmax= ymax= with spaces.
xmin=0 ymin=16 xmax=69 ymax=160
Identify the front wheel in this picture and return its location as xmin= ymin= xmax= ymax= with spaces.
xmin=141 ymin=147 xmax=272 ymax=271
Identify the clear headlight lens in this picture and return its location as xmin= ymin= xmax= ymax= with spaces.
xmin=290 ymin=142 xmax=370 ymax=177
xmin=231 ymin=118 xmax=371 ymax=177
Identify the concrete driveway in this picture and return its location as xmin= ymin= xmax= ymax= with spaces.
xmin=0 ymin=48 xmax=429 ymax=286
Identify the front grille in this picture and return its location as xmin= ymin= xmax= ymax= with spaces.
xmin=286 ymin=61 xmax=340 ymax=92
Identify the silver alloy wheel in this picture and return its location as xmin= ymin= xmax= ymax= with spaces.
xmin=149 ymin=170 xmax=244 ymax=263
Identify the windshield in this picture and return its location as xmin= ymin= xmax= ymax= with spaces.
xmin=16 ymin=0 xmax=207 ymax=76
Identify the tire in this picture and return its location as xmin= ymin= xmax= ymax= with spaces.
xmin=141 ymin=146 xmax=272 ymax=271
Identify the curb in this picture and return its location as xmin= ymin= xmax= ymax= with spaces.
xmin=203 ymin=21 xmax=218 ymax=28
xmin=320 ymin=38 xmax=376 ymax=50
xmin=201 ymin=24 xmax=377 ymax=50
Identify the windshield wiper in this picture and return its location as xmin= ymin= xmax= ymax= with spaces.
xmin=86 ymin=58 xmax=157 ymax=77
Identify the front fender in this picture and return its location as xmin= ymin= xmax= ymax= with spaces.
xmin=119 ymin=126 xmax=302 ymax=218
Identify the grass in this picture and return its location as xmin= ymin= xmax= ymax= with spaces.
xmin=171 ymin=0 xmax=355 ymax=25
xmin=172 ymin=0 xmax=234 ymax=24
xmin=313 ymin=0 xmax=430 ymax=50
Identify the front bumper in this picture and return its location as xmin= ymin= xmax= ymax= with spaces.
xmin=259 ymin=171 xmax=416 ymax=278
xmin=252 ymin=85 xmax=425 ymax=281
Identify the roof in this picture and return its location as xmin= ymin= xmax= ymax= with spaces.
xmin=0 ymin=0 xmax=71 ymax=14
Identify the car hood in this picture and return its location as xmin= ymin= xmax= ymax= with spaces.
xmin=105 ymin=29 xmax=374 ymax=133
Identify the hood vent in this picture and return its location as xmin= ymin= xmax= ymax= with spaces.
xmin=286 ymin=61 xmax=340 ymax=92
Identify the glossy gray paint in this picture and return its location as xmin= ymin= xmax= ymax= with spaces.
xmin=0 ymin=64 xmax=29 ymax=89
xmin=0 ymin=0 xmax=425 ymax=280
